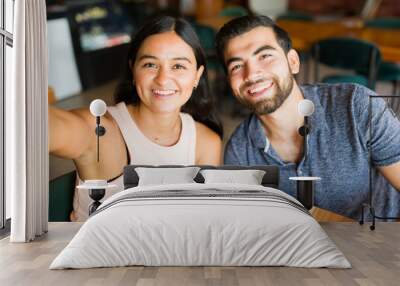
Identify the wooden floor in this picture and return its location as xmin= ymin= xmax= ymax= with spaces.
xmin=1 ymin=222 xmax=399 ymax=286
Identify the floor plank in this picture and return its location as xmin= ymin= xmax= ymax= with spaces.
xmin=1 ymin=222 xmax=399 ymax=286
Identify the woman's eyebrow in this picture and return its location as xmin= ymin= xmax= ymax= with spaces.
xmin=137 ymin=54 xmax=158 ymax=61
xmin=172 ymin=57 xmax=192 ymax=64
xmin=137 ymin=55 xmax=192 ymax=64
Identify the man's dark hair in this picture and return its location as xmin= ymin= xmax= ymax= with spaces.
xmin=215 ymin=15 xmax=292 ymax=71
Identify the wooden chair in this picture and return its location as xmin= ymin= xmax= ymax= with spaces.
xmin=311 ymin=37 xmax=381 ymax=90
xmin=364 ymin=18 xmax=400 ymax=95
xmin=48 ymin=86 xmax=56 ymax=104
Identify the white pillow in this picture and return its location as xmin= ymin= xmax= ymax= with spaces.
xmin=200 ymin=169 xmax=266 ymax=185
xmin=135 ymin=167 xmax=200 ymax=186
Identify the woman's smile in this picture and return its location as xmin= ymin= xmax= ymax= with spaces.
xmin=151 ymin=88 xmax=178 ymax=98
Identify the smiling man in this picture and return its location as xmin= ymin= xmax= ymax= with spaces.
xmin=216 ymin=15 xmax=400 ymax=220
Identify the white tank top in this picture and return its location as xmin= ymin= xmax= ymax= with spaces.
xmin=72 ymin=102 xmax=196 ymax=221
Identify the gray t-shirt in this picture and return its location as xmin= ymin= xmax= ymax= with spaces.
xmin=224 ymin=83 xmax=400 ymax=219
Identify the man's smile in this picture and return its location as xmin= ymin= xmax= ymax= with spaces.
xmin=246 ymin=81 xmax=274 ymax=98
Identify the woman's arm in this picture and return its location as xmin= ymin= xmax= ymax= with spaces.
xmin=378 ymin=162 xmax=400 ymax=191
xmin=49 ymin=106 xmax=95 ymax=159
xmin=195 ymin=122 xmax=222 ymax=165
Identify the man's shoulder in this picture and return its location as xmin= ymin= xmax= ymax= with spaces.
xmin=301 ymin=83 xmax=373 ymax=110
xmin=302 ymin=82 xmax=373 ymax=98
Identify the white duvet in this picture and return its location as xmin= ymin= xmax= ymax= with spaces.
xmin=50 ymin=183 xmax=351 ymax=269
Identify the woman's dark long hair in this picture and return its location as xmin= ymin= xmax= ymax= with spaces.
xmin=114 ymin=16 xmax=223 ymax=138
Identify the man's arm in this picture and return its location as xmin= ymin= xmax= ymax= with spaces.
xmin=377 ymin=161 xmax=400 ymax=191
xmin=353 ymin=86 xmax=400 ymax=191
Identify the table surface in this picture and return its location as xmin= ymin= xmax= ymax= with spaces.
xmin=277 ymin=19 xmax=400 ymax=63
xmin=1 ymin=222 xmax=399 ymax=286
xmin=198 ymin=17 xmax=400 ymax=62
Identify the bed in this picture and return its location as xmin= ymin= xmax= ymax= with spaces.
xmin=50 ymin=165 xmax=350 ymax=269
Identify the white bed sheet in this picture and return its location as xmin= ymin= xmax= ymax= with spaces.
xmin=50 ymin=183 xmax=351 ymax=269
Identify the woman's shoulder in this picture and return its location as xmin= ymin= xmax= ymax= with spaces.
xmin=194 ymin=120 xmax=222 ymax=145
xmin=193 ymin=120 xmax=222 ymax=165
xmin=179 ymin=112 xmax=221 ymax=144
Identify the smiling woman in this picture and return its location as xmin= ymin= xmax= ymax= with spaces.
xmin=131 ymin=31 xmax=205 ymax=125
xmin=48 ymin=16 xmax=223 ymax=222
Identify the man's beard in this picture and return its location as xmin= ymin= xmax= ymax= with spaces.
xmin=237 ymin=72 xmax=294 ymax=115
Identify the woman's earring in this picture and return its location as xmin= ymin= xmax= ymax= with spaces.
xmin=193 ymin=84 xmax=197 ymax=91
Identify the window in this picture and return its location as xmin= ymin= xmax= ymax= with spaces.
xmin=1 ymin=0 xmax=14 ymax=233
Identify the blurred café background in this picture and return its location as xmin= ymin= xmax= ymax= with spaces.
xmin=47 ymin=0 xmax=400 ymax=179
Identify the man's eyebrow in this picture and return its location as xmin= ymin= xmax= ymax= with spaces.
xmin=253 ymin=45 xmax=277 ymax=55
xmin=137 ymin=55 xmax=192 ymax=64
xmin=226 ymin=57 xmax=242 ymax=67
xmin=226 ymin=45 xmax=277 ymax=67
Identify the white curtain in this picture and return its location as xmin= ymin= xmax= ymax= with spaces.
xmin=7 ymin=0 xmax=48 ymax=242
